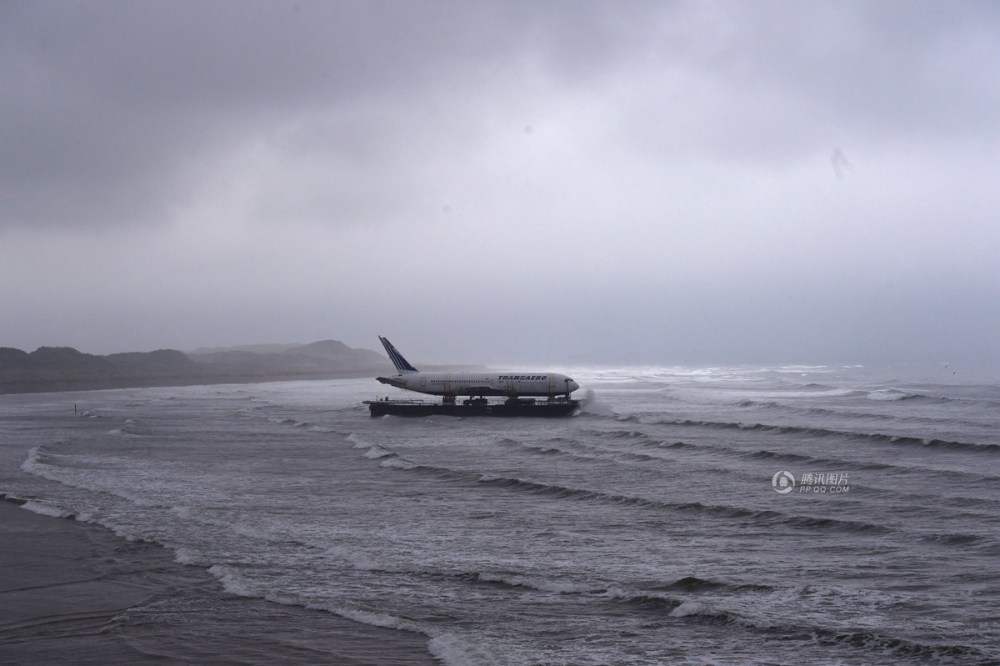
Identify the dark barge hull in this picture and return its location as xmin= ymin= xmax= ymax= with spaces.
xmin=365 ymin=398 xmax=579 ymax=418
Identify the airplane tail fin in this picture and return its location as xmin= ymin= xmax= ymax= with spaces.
xmin=379 ymin=336 xmax=418 ymax=374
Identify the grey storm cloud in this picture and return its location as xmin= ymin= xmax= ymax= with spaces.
xmin=5 ymin=0 xmax=991 ymax=231
xmin=2 ymin=1 xmax=661 ymax=229
xmin=1 ymin=0 xmax=998 ymax=366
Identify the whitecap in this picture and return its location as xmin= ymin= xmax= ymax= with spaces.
xmin=364 ymin=445 xmax=396 ymax=459
xmin=208 ymin=564 xmax=258 ymax=597
xmin=669 ymin=599 xmax=724 ymax=617
xmin=380 ymin=457 xmax=418 ymax=470
xmin=868 ymin=388 xmax=915 ymax=401
xmin=21 ymin=499 xmax=74 ymax=519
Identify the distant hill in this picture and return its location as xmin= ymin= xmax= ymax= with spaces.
xmin=189 ymin=340 xmax=388 ymax=372
xmin=190 ymin=342 xmax=302 ymax=354
xmin=0 ymin=341 xmax=392 ymax=394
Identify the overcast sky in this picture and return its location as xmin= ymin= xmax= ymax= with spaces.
xmin=2 ymin=0 xmax=998 ymax=367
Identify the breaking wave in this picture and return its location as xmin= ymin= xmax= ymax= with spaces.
xmin=659 ymin=418 xmax=999 ymax=454
xmin=374 ymin=456 xmax=892 ymax=536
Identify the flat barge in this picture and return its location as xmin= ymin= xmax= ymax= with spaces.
xmin=365 ymin=397 xmax=579 ymax=418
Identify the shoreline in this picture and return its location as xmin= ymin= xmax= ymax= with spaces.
xmin=0 ymin=369 xmax=382 ymax=396
xmin=0 ymin=498 xmax=437 ymax=664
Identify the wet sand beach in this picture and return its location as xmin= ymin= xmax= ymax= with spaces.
xmin=0 ymin=500 xmax=436 ymax=665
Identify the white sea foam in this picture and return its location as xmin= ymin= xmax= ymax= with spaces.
xmin=21 ymin=499 xmax=74 ymax=519
xmin=578 ymin=389 xmax=616 ymax=416
xmin=479 ymin=572 xmax=600 ymax=595
xmin=346 ymin=432 xmax=370 ymax=448
xmin=21 ymin=446 xmax=62 ymax=481
xmin=307 ymin=425 xmax=335 ymax=433
xmin=106 ymin=427 xmax=145 ymax=438
xmin=868 ymin=388 xmax=915 ymax=401
xmin=328 ymin=606 xmax=423 ymax=634
xmin=208 ymin=564 xmax=258 ymax=597
xmin=428 ymin=631 xmax=497 ymax=666
xmin=380 ymin=457 xmax=417 ymax=470
xmin=669 ymin=599 xmax=724 ymax=617
xmin=174 ymin=547 xmax=199 ymax=565
xmin=364 ymin=445 xmax=396 ymax=459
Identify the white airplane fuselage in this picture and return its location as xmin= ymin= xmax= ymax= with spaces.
xmin=377 ymin=371 xmax=579 ymax=397
xmin=375 ymin=337 xmax=579 ymax=398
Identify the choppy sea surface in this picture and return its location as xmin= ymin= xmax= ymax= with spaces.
xmin=2 ymin=364 xmax=999 ymax=665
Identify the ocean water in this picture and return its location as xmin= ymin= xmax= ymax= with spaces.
xmin=2 ymin=365 xmax=999 ymax=665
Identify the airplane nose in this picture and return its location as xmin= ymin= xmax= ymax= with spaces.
xmin=568 ymin=379 xmax=580 ymax=393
